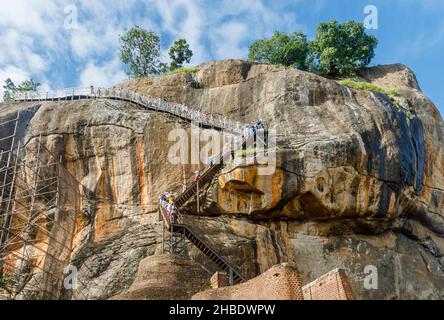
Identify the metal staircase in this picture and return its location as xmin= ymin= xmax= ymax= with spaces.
xmin=160 ymin=143 xmax=248 ymax=285
xmin=174 ymin=150 xmax=231 ymax=208
xmin=159 ymin=206 xmax=245 ymax=285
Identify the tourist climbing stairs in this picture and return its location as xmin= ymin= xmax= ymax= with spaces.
xmin=159 ymin=206 xmax=245 ymax=285
xmin=174 ymin=160 xmax=223 ymax=208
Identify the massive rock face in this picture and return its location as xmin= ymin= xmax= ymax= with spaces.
xmin=0 ymin=60 xmax=443 ymax=299
xmin=123 ymin=61 xmax=443 ymax=228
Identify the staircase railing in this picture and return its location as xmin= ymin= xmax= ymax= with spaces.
xmin=159 ymin=206 xmax=245 ymax=284
xmin=12 ymin=87 xmax=244 ymax=135
xmin=174 ymin=141 xmax=244 ymax=209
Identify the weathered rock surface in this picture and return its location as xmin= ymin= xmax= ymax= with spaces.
xmin=0 ymin=60 xmax=443 ymax=299
xmin=123 ymin=60 xmax=443 ymax=230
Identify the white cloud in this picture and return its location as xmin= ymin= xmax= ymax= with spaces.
xmin=79 ymin=59 xmax=127 ymax=87
xmin=0 ymin=0 xmax=307 ymax=94
xmin=213 ymin=22 xmax=249 ymax=59
xmin=153 ymin=0 xmax=207 ymax=64
xmin=153 ymin=0 xmax=304 ymax=63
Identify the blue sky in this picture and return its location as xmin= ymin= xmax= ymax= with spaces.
xmin=0 ymin=0 xmax=443 ymax=117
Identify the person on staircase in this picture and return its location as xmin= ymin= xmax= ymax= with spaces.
xmin=207 ymin=155 xmax=214 ymax=167
xmin=170 ymin=205 xmax=177 ymax=224
xmin=168 ymin=193 xmax=174 ymax=205
xmin=195 ymin=171 xmax=201 ymax=183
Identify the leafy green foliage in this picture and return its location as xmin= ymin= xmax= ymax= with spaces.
xmin=310 ymin=21 xmax=377 ymax=76
xmin=248 ymin=31 xmax=309 ymax=69
xmin=17 ymin=79 xmax=40 ymax=92
xmin=119 ymin=27 xmax=195 ymax=77
xmin=168 ymin=38 xmax=193 ymax=71
xmin=119 ymin=26 xmax=162 ymax=77
xmin=2 ymin=78 xmax=17 ymax=102
xmin=339 ymin=79 xmax=399 ymax=97
xmin=2 ymin=78 xmax=41 ymax=102
xmin=248 ymin=21 xmax=377 ymax=77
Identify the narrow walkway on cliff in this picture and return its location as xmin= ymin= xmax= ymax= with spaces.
xmin=13 ymin=87 xmax=243 ymax=134
xmin=13 ymin=87 xmax=252 ymax=286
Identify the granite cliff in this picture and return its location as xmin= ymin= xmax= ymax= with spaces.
xmin=1 ymin=60 xmax=443 ymax=299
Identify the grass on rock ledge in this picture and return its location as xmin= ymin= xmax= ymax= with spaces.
xmin=339 ymin=79 xmax=401 ymax=106
xmin=168 ymin=67 xmax=200 ymax=75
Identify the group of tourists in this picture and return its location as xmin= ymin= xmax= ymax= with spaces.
xmin=159 ymin=192 xmax=177 ymax=224
xmin=242 ymin=120 xmax=268 ymax=146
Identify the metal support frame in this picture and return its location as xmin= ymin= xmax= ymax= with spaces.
xmin=0 ymin=112 xmax=82 ymax=300
xmin=167 ymin=224 xmax=186 ymax=256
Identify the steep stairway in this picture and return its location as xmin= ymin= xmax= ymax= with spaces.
xmin=160 ymin=143 xmax=248 ymax=285
xmin=159 ymin=206 xmax=245 ymax=284
xmin=174 ymin=151 xmax=229 ymax=208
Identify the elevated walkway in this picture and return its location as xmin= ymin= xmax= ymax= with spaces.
xmin=12 ymin=87 xmax=251 ymax=287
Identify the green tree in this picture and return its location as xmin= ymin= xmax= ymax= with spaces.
xmin=310 ymin=20 xmax=377 ymax=76
xmin=2 ymin=78 xmax=40 ymax=102
xmin=2 ymin=78 xmax=17 ymax=102
xmin=168 ymin=38 xmax=193 ymax=71
xmin=17 ymin=79 xmax=40 ymax=92
xmin=248 ymin=31 xmax=309 ymax=69
xmin=119 ymin=26 xmax=162 ymax=77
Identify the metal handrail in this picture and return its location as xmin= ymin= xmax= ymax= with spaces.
xmin=174 ymin=140 xmax=245 ymax=208
xmin=12 ymin=87 xmax=245 ymax=134
xmin=179 ymin=223 xmax=245 ymax=282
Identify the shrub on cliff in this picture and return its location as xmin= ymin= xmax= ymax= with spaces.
xmin=248 ymin=31 xmax=309 ymax=69
xmin=248 ymin=21 xmax=377 ymax=77
xmin=168 ymin=38 xmax=193 ymax=72
xmin=308 ymin=21 xmax=378 ymax=76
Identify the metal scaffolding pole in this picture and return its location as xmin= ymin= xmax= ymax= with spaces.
xmin=0 ymin=113 xmax=83 ymax=299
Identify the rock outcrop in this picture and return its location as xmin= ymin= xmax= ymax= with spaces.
xmin=1 ymin=60 xmax=443 ymax=299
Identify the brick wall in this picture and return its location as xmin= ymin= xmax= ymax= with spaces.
xmin=192 ymin=262 xmax=304 ymax=300
xmin=211 ymin=272 xmax=228 ymax=288
xmin=303 ymin=268 xmax=355 ymax=300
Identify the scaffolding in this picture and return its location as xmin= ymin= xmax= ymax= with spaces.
xmin=0 ymin=112 xmax=81 ymax=300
